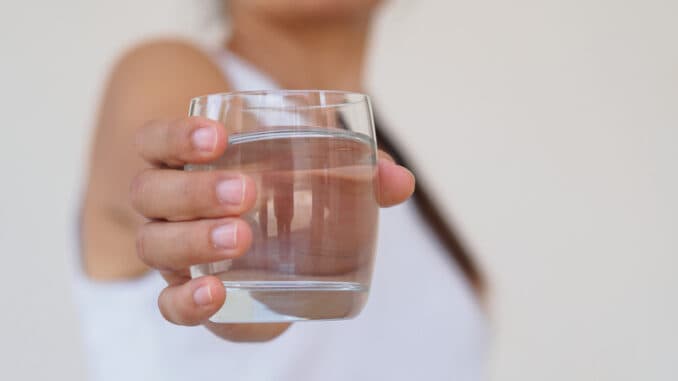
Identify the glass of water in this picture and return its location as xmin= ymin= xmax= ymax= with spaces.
xmin=186 ymin=90 xmax=379 ymax=323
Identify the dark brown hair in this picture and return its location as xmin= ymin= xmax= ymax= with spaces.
xmin=374 ymin=117 xmax=484 ymax=294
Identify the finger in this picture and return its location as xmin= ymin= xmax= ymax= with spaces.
xmin=130 ymin=170 xmax=257 ymax=221
xmin=377 ymin=150 xmax=395 ymax=163
xmin=136 ymin=117 xmax=227 ymax=167
xmin=137 ymin=218 xmax=252 ymax=272
xmin=377 ymin=158 xmax=416 ymax=207
xmin=158 ymin=276 xmax=225 ymax=326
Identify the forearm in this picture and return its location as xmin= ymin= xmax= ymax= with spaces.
xmin=81 ymin=191 xmax=148 ymax=280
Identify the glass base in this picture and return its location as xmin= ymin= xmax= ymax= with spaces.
xmin=209 ymin=281 xmax=368 ymax=323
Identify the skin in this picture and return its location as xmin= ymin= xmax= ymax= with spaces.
xmin=81 ymin=0 xmax=414 ymax=342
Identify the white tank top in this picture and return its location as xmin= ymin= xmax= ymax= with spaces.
xmin=74 ymin=50 xmax=488 ymax=381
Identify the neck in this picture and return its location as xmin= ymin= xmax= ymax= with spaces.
xmin=227 ymin=13 xmax=371 ymax=91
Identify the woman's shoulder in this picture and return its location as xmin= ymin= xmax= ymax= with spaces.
xmin=106 ymin=38 xmax=230 ymax=97
xmin=116 ymin=39 xmax=215 ymax=68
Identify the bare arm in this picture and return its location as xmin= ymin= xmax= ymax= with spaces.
xmin=82 ymin=40 xmax=229 ymax=280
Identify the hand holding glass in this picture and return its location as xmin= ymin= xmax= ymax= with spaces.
xmin=187 ymin=90 xmax=379 ymax=323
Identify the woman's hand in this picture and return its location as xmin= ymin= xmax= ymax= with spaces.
xmin=130 ymin=116 xmax=415 ymax=342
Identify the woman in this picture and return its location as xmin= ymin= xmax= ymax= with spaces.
xmin=79 ymin=0 xmax=487 ymax=380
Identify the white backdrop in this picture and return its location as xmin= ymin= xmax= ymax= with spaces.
xmin=1 ymin=1 xmax=676 ymax=380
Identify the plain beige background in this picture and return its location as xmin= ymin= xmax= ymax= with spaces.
xmin=1 ymin=0 xmax=676 ymax=380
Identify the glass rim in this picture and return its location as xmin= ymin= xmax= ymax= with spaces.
xmin=190 ymin=89 xmax=370 ymax=111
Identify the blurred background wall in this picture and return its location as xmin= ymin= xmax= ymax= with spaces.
xmin=1 ymin=0 xmax=676 ymax=379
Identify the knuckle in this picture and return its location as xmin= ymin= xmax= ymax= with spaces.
xmin=136 ymin=120 xmax=154 ymax=153
xmin=176 ymin=221 xmax=216 ymax=266
xmin=182 ymin=173 xmax=198 ymax=200
xmin=165 ymin=176 xmax=200 ymax=219
xmin=167 ymin=224 xmax=199 ymax=266
xmin=168 ymin=118 xmax=192 ymax=160
xmin=181 ymin=173 xmax=211 ymax=215
xmin=135 ymin=223 xmax=151 ymax=265
xmin=189 ymin=224 xmax=209 ymax=261
xmin=129 ymin=169 xmax=151 ymax=208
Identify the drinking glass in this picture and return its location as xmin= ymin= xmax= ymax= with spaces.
xmin=186 ymin=90 xmax=379 ymax=323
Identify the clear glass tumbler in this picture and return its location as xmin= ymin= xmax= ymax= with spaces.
xmin=186 ymin=90 xmax=379 ymax=323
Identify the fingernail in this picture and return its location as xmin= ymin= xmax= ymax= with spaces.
xmin=193 ymin=285 xmax=213 ymax=306
xmin=211 ymin=223 xmax=238 ymax=250
xmin=191 ymin=126 xmax=217 ymax=152
xmin=216 ymin=177 xmax=245 ymax=205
